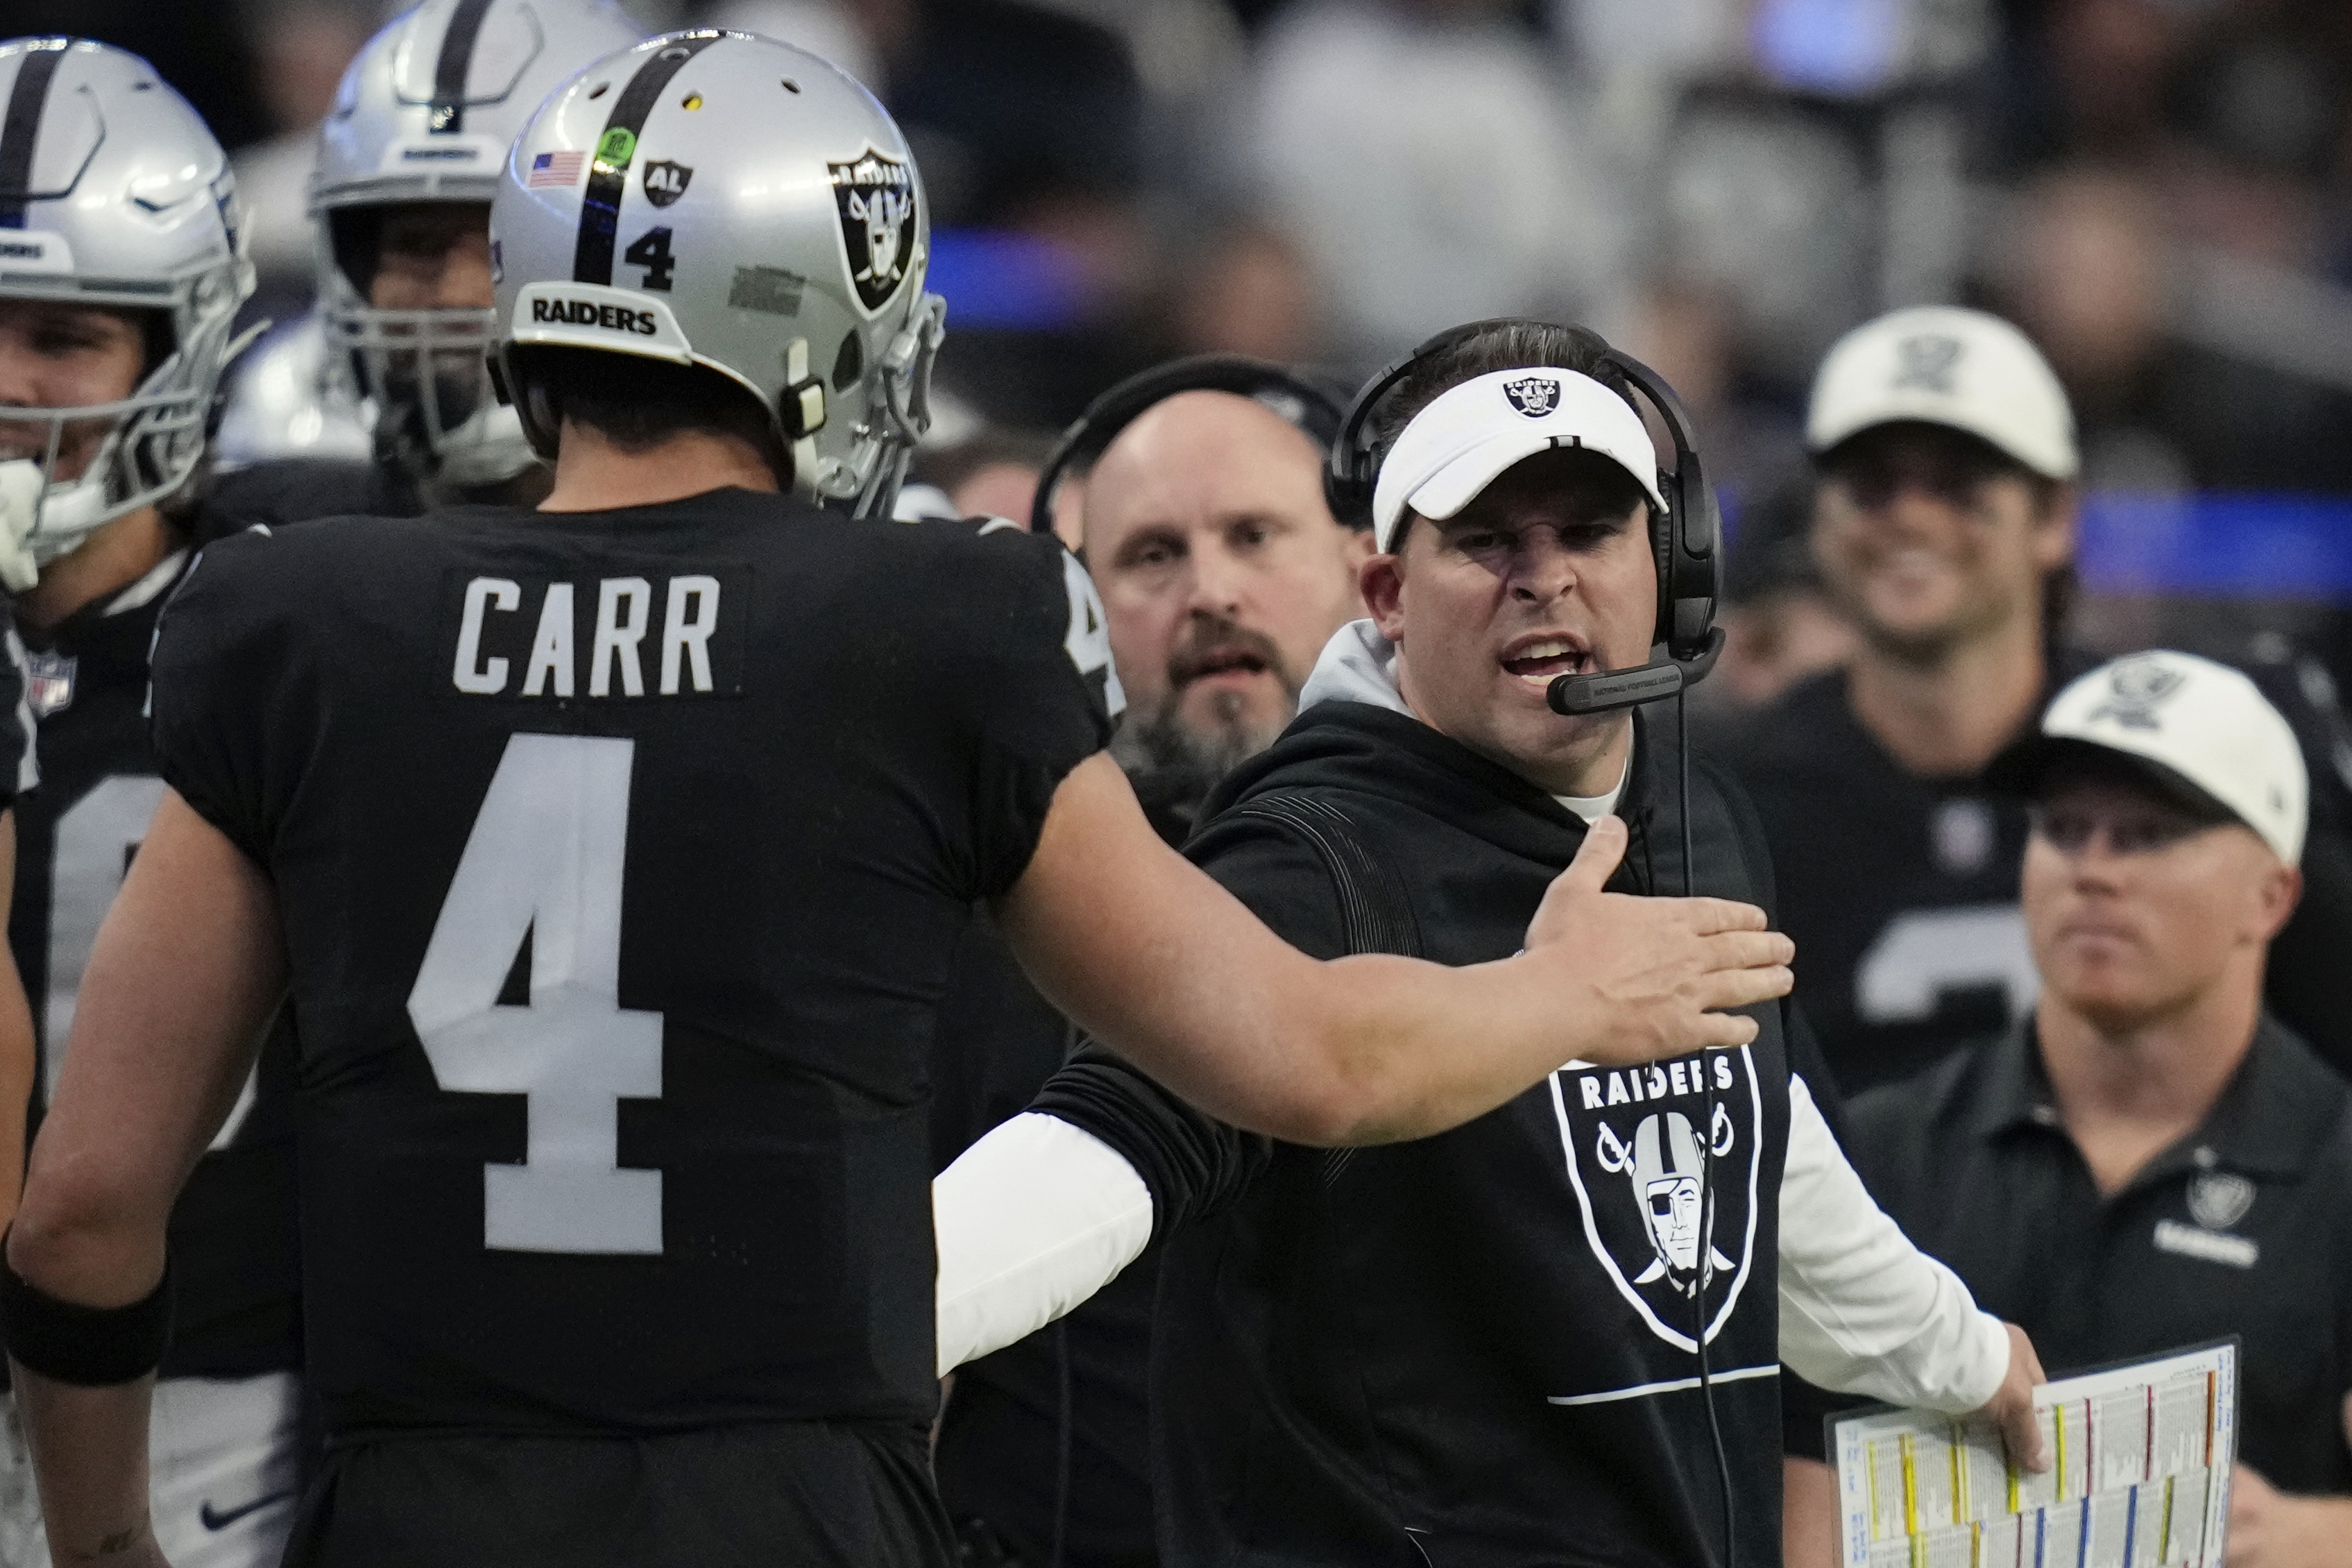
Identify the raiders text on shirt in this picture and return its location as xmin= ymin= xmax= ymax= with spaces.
xmin=445 ymin=566 xmax=748 ymax=699
xmin=1568 ymin=1053 xmax=1737 ymax=1111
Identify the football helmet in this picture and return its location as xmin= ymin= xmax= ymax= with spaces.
xmin=0 ymin=37 xmax=255 ymax=565
xmin=211 ymin=312 xmax=374 ymax=472
xmin=493 ymin=30 xmax=948 ymax=518
xmin=312 ymin=0 xmax=644 ymax=488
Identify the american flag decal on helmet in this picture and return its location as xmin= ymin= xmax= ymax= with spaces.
xmin=527 ymin=151 xmax=584 ymax=187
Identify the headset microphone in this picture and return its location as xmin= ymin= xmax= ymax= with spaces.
xmin=1546 ymin=627 xmax=1726 ymax=715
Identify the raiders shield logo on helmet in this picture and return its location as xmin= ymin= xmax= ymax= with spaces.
xmin=1503 ymin=376 xmax=1561 ymax=418
xmin=1548 ymin=1048 xmax=1762 ymax=1349
xmin=828 ymin=146 xmax=918 ymax=314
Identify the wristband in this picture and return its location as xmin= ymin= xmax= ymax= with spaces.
xmin=0 ymin=1236 xmax=171 ymax=1386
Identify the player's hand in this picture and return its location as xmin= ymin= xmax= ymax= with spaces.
xmin=0 ymin=460 xmax=47 ymax=593
xmin=2225 ymin=1463 xmax=2352 ymax=1568
xmin=1521 ymin=815 xmax=1794 ymax=1068
xmin=1975 ymin=1322 xmax=2048 ymax=1475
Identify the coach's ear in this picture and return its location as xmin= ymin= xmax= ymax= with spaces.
xmin=1362 ymin=545 xmax=1406 ymax=644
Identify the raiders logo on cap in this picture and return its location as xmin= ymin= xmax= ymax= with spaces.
xmin=2088 ymin=654 xmax=2190 ymax=732
xmin=828 ymin=146 xmax=917 ymax=315
xmin=1893 ymin=334 xmax=1963 ymax=394
xmin=1503 ymin=376 xmax=1562 ymax=418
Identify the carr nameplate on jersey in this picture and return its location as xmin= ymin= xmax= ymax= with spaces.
xmin=441 ymin=565 xmax=749 ymax=701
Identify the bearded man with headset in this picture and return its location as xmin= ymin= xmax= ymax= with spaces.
xmin=934 ymin=319 xmax=2053 ymax=1567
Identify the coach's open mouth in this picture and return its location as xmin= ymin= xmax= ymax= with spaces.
xmin=1500 ymin=633 xmax=1590 ymax=690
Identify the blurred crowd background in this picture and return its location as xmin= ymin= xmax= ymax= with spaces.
xmin=15 ymin=0 xmax=2352 ymax=706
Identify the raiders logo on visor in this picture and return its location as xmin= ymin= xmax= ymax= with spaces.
xmin=828 ymin=146 xmax=918 ymax=314
xmin=1503 ymin=376 xmax=1561 ymax=418
xmin=1549 ymin=1048 xmax=1762 ymax=1349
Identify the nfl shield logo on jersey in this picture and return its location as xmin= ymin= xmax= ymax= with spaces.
xmin=828 ymin=146 xmax=919 ymax=314
xmin=1549 ymin=1049 xmax=1762 ymax=1349
xmin=1503 ymin=377 xmax=1561 ymax=418
xmin=24 ymin=649 xmax=74 ymax=718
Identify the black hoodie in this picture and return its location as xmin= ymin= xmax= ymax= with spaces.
xmin=1038 ymin=697 xmax=1802 ymax=1568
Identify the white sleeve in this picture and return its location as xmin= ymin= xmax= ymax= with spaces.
xmin=933 ymin=1111 xmax=1156 ymax=1377
xmin=1777 ymin=1075 xmax=2011 ymax=1413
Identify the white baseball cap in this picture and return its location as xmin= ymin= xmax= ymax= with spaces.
xmin=1987 ymin=650 xmax=2308 ymax=864
xmin=1807 ymin=306 xmax=2079 ymax=480
xmin=1371 ymin=368 xmax=1665 ymax=554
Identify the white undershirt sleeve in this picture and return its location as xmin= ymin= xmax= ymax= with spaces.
xmin=1777 ymin=1075 xmax=2012 ymax=1413
xmin=933 ymin=1111 xmax=1157 ymax=1377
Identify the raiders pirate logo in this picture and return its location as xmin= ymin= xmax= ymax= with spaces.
xmin=828 ymin=146 xmax=918 ymax=315
xmin=2188 ymin=1170 xmax=2255 ymax=1231
xmin=642 ymin=160 xmax=692 ymax=208
xmin=1503 ymin=376 xmax=1561 ymax=418
xmin=1548 ymin=1048 xmax=1762 ymax=1349
xmin=1893 ymin=334 xmax=1963 ymax=394
xmin=2087 ymin=654 xmax=2188 ymax=731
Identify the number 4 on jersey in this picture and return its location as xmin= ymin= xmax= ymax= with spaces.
xmin=407 ymin=733 xmax=664 ymax=1254
xmin=1062 ymin=551 xmax=1125 ymax=719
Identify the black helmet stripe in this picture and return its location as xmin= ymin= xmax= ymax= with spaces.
xmin=429 ymin=0 xmax=497 ymax=135
xmin=572 ymin=34 xmax=719 ymax=287
xmin=0 ymin=40 xmax=70 ymax=230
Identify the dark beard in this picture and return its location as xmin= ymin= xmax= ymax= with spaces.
xmin=1111 ymin=689 xmax=1298 ymax=846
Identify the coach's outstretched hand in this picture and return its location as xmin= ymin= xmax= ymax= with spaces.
xmin=1009 ymin=756 xmax=1797 ymax=1148
xmin=1521 ymin=815 xmax=1795 ymax=1066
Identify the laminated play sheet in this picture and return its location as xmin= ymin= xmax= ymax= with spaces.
xmin=1830 ymin=1340 xmax=2238 ymax=1568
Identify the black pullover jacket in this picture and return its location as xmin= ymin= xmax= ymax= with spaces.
xmin=1038 ymin=696 xmax=1803 ymax=1568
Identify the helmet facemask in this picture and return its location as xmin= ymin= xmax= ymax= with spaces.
xmin=320 ymin=203 xmax=525 ymax=489
xmin=0 ymin=277 xmax=252 ymax=564
xmin=809 ymin=289 xmax=946 ymax=520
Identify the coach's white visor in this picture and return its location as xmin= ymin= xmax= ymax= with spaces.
xmin=1371 ymin=367 xmax=1666 ymax=554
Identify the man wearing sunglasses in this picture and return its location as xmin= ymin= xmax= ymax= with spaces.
xmin=1833 ymin=651 xmax=2352 ymax=1568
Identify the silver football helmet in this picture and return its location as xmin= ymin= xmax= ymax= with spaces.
xmin=492 ymin=30 xmax=948 ymax=518
xmin=0 ymin=38 xmax=255 ymax=562
xmin=212 ymin=312 xmax=375 ymax=472
xmin=312 ymin=0 xmax=645 ymax=488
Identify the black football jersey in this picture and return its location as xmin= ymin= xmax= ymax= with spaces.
xmin=1715 ymin=672 xmax=2036 ymax=1094
xmin=147 ymin=491 xmax=1116 ymax=1439
xmin=1721 ymin=663 xmax=2352 ymax=1094
xmin=8 ymin=553 xmax=302 ymax=1377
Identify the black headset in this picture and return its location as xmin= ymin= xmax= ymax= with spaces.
xmin=1030 ymin=355 xmax=1348 ymax=539
xmin=1324 ymin=319 xmax=1725 ymax=715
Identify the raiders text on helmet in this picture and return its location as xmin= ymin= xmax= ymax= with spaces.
xmin=0 ymin=37 xmax=255 ymax=561
xmin=491 ymin=30 xmax=947 ymax=518
xmin=311 ymin=0 xmax=645 ymax=488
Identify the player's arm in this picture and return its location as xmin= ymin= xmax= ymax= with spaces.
xmin=0 ymin=808 xmax=35 ymax=1231
xmin=3 ymin=791 xmax=284 ymax=1568
xmin=998 ymin=752 xmax=1795 ymax=1147
xmin=936 ymin=1042 xmax=1266 ymax=1372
